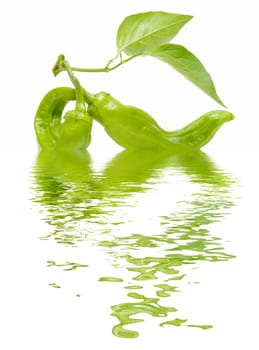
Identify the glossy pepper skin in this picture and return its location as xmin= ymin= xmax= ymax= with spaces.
xmin=56 ymin=108 xmax=92 ymax=151
xmin=34 ymin=87 xmax=92 ymax=151
xmin=165 ymin=110 xmax=234 ymax=148
xmin=87 ymin=91 xmax=234 ymax=150
xmin=34 ymin=87 xmax=76 ymax=149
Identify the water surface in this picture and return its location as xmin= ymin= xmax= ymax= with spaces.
xmin=30 ymin=147 xmax=237 ymax=338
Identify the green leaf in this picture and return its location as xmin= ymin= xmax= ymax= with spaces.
xmin=116 ymin=11 xmax=192 ymax=56
xmin=150 ymin=44 xmax=225 ymax=107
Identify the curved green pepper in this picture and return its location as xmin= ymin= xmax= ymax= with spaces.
xmin=56 ymin=108 xmax=92 ymax=151
xmin=86 ymin=91 xmax=234 ymax=150
xmin=34 ymin=86 xmax=92 ymax=151
xmin=165 ymin=110 xmax=234 ymax=148
xmin=34 ymin=87 xmax=76 ymax=149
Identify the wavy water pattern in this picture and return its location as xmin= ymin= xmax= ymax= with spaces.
xmin=31 ymin=147 xmax=237 ymax=338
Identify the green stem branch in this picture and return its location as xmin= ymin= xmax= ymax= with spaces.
xmin=53 ymin=55 xmax=95 ymax=107
xmin=52 ymin=53 xmax=142 ymax=105
xmin=71 ymin=54 xmax=142 ymax=73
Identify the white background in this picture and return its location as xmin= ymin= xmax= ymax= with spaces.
xmin=0 ymin=1 xmax=259 ymax=349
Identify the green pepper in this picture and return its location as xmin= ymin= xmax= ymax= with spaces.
xmin=34 ymin=84 xmax=92 ymax=151
xmin=165 ymin=110 xmax=234 ymax=148
xmin=34 ymin=87 xmax=76 ymax=150
xmin=56 ymin=108 xmax=92 ymax=151
xmin=86 ymin=91 xmax=234 ymax=150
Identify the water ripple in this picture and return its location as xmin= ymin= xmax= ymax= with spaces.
xmin=30 ymin=147 xmax=237 ymax=338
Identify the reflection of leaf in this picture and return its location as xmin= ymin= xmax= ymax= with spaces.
xmin=117 ymin=11 xmax=192 ymax=56
xmin=150 ymin=44 xmax=225 ymax=106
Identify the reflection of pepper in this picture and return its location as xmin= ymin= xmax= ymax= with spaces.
xmin=31 ymin=145 xmax=236 ymax=338
xmin=101 ymin=147 xmax=233 ymax=189
xmin=86 ymin=91 xmax=234 ymax=150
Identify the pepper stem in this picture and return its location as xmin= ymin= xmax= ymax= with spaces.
xmin=52 ymin=54 xmax=95 ymax=107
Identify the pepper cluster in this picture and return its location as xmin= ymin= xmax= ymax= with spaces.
xmin=34 ymin=56 xmax=234 ymax=153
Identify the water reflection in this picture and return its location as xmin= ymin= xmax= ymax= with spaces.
xmin=33 ymin=149 xmax=94 ymax=245
xmin=31 ymin=147 xmax=237 ymax=338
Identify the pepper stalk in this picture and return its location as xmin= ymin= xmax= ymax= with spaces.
xmin=52 ymin=54 xmax=95 ymax=108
